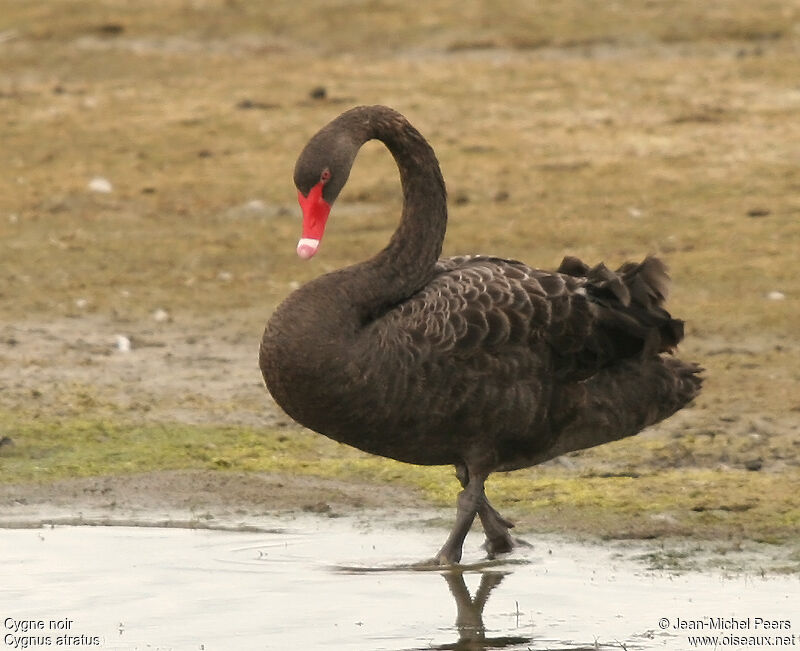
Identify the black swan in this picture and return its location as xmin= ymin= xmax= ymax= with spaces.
xmin=260 ymin=105 xmax=702 ymax=564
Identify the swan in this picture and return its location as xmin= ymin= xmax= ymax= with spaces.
xmin=260 ymin=105 xmax=702 ymax=564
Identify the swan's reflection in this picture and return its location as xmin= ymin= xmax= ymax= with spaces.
xmin=332 ymin=559 xmax=606 ymax=650
xmin=432 ymin=570 xmax=530 ymax=650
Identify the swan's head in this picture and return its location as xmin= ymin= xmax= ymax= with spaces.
xmin=294 ymin=168 xmax=332 ymax=259
xmin=293 ymin=121 xmax=359 ymax=259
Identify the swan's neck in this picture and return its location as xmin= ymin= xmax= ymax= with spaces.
xmin=342 ymin=109 xmax=448 ymax=320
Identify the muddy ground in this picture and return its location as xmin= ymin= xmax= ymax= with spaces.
xmin=1 ymin=1 xmax=799 ymax=571
xmin=2 ymin=313 xmax=799 ymax=573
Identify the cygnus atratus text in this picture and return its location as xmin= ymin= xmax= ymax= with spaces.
xmin=260 ymin=105 xmax=702 ymax=564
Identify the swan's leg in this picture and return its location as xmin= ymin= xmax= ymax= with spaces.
xmin=455 ymin=464 xmax=516 ymax=559
xmin=479 ymin=498 xmax=516 ymax=558
xmin=434 ymin=469 xmax=487 ymax=565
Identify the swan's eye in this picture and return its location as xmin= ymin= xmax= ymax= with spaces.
xmin=320 ymin=168 xmax=331 ymax=184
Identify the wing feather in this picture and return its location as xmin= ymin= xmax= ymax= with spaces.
xmin=371 ymin=253 xmax=682 ymax=381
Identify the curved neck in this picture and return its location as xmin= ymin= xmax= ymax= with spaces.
xmin=368 ymin=109 xmax=448 ymax=289
xmin=334 ymin=107 xmax=448 ymax=319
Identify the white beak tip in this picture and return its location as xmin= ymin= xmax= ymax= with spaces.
xmin=296 ymin=238 xmax=320 ymax=259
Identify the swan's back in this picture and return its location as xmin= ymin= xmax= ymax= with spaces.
xmin=341 ymin=253 xmax=695 ymax=470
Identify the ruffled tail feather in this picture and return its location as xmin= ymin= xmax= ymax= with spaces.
xmin=558 ymin=254 xmax=686 ymax=365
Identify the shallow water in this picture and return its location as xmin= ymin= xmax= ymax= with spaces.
xmin=1 ymin=517 xmax=798 ymax=650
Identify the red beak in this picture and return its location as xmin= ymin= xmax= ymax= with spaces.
xmin=296 ymin=182 xmax=331 ymax=259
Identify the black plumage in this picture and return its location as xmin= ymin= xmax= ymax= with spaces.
xmin=260 ymin=106 xmax=702 ymax=564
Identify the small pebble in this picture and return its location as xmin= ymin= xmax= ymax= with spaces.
xmin=115 ymin=335 xmax=131 ymax=352
xmin=88 ymin=177 xmax=113 ymax=193
xmin=766 ymin=291 xmax=786 ymax=301
xmin=96 ymin=23 xmax=124 ymax=36
xmin=235 ymin=99 xmax=275 ymax=110
xmin=152 ymin=308 xmax=170 ymax=323
xmin=75 ymin=298 xmax=89 ymax=309
xmin=745 ymin=458 xmax=763 ymax=472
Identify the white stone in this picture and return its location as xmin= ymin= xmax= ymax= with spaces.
xmin=152 ymin=308 xmax=170 ymax=322
xmin=88 ymin=177 xmax=113 ymax=193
